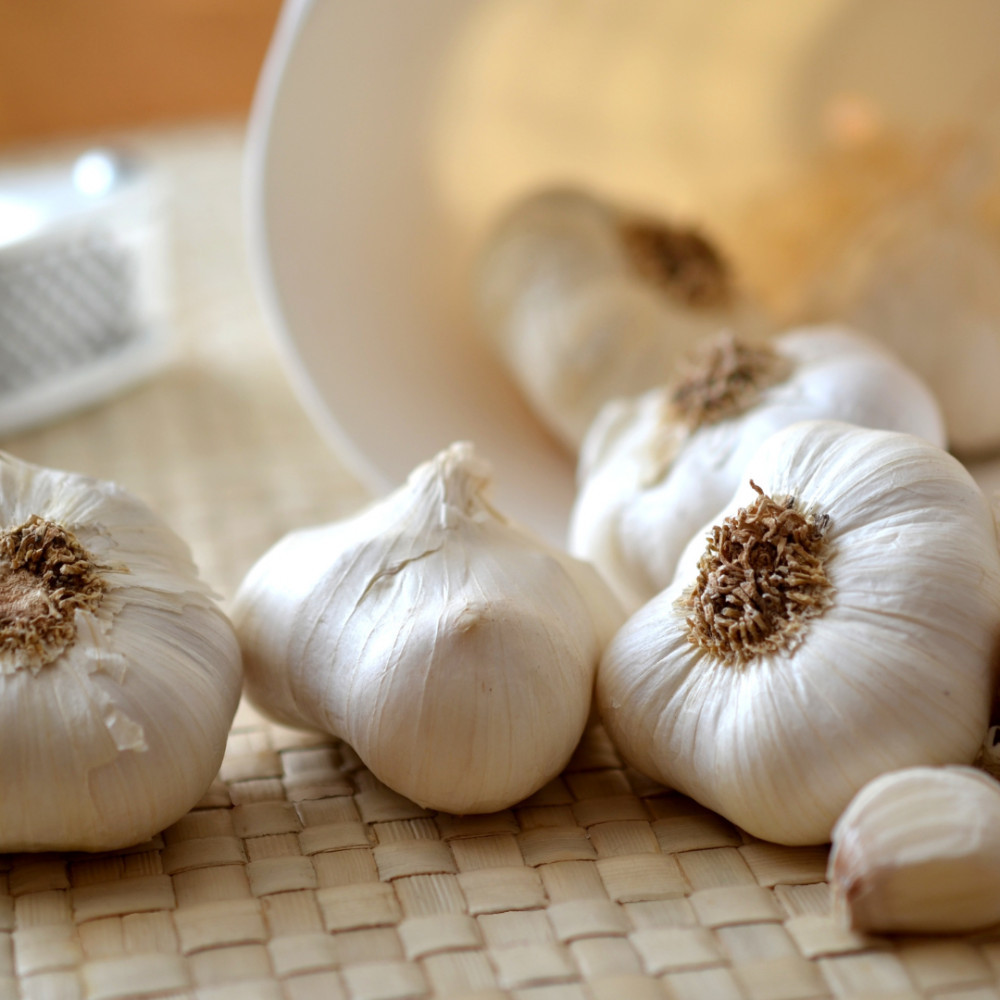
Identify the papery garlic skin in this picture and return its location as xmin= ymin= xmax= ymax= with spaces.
xmin=475 ymin=187 xmax=766 ymax=452
xmin=232 ymin=442 xmax=624 ymax=815
xmin=0 ymin=453 xmax=242 ymax=852
xmin=809 ymin=197 xmax=1000 ymax=455
xmin=829 ymin=766 xmax=1000 ymax=934
xmin=571 ymin=325 xmax=946 ymax=612
xmin=597 ymin=421 xmax=1000 ymax=846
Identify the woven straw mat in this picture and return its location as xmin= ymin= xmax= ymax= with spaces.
xmin=1 ymin=125 xmax=1000 ymax=1000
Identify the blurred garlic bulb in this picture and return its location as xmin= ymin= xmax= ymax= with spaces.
xmin=232 ymin=442 xmax=623 ymax=815
xmin=0 ymin=452 xmax=242 ymax=852
xmin=809 ymin=172 xmax=1000 ymax=455
xmin=597 ymin=420 xmax=1000 ymax=846
xmin=570 ymin=325 xmax=945 ymax=611
xmin=829 ymin=766 xmax=1000 ymax=934
xmin=475 ymin=186 xmax=767 ymax=451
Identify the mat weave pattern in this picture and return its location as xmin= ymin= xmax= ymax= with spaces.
xmin=5 ymin=715 xmax=1000 ymax=1000
xmin=2 ymin=125 xmax=1000 ymax=1000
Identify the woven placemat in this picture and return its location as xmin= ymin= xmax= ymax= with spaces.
xmin=1 ymin=124 xmax=1000 ymax=1000
xmin=4 ymin=711 xmax=1000 ymax=1000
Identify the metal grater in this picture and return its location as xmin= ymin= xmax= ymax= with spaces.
xmin=0 ymin=149 xmax=169 ymax=436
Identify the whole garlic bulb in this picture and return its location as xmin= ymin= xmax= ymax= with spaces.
xmin=475 ymin=186 xmax=766 ymax=452
xmin=829 ymin=766 xmax=1000 ymax=934
xmin=231 ymin=442 xmax=624 ymax=815
xmin=570 ymin=325 xmax=946 ymax=611
xmin=0 ymin=452 xmax=242 ymax=852
xmin=809 ymin=192 xmax=1000 ymax=455
xmin=597 ymin=420 xmax=1000 ymax=846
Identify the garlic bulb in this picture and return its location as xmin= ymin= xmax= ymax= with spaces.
xmin=808 ymin=191 xmax=1000 ymax=455
xmin=231 ymin=442 xmax=624 ymax=815
xmin=0 ymin=452 xmax=242 ymax=852
xmin=597 ymin=420 xmax=1000 ymax=846
xmin=475 ymin=186 xmax=766 ymax=452
xmin=829 ymin=766 xmax=1000 ymax=934
xmin=570 ymin=325 xmax=946 ymax=612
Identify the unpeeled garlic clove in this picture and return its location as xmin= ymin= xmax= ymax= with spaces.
xmin=829 ymin=766 xmax=1000 ymax=935
xmin=232 ymin=441 xmax=624 ymax=815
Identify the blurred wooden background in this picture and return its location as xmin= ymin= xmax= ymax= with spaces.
xmin=0 ymin=0 xmax=284 ymax=146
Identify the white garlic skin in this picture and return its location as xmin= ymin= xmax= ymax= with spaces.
xmin=597 ymin=420 xmax=1000 ymax=846
xmin=570 ymin=325 xmax=946 ymax=612
xmin=829 ymin=766 xmax=1000 ymax=934
xmin=809 ymin=198 xmax=1000 ymax=455
xmin=475 ymin=187 xmax=766 ymax=452
xmin=232 ymin=442 xmax=623 ymax=814
xmin=0 ymin=454 xmax=242 ymax=852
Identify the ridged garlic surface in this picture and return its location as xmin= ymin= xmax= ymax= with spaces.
xmin=475 ymin=187 xmax=766 ymax=451
xmin=829 ymin=766 xmax=1000 ymax=934
xmin=597 ymin=420 xmax=1000 ymax=846
xmin=231 ymin=442 xmax=624 ymax=815
xmin=0 ymin=452 xmax=242 ymax=852
xmin=809 ymin=196 xmax=1000 ymax=455
xmin=570 ymin=325 xmax=946 ymax=612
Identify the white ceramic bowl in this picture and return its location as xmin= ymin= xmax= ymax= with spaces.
xmin=245 ymin=0 xmax=1000 ymax=541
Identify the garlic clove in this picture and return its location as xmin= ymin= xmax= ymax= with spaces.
xmin=475 ymin=186 xmax=767 ymax=451
xmin=232 ymin=441 xmax=624 ymax=815
xmin=596 ymin=420 xmax=1000 ymax=846
xmin=0 ymin=452 xmax=243 ymax=852
xmin=571 ymin=324 xmax=947 ymax=612
xmin=829 ymin=766 xmax=1000 ymax=935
